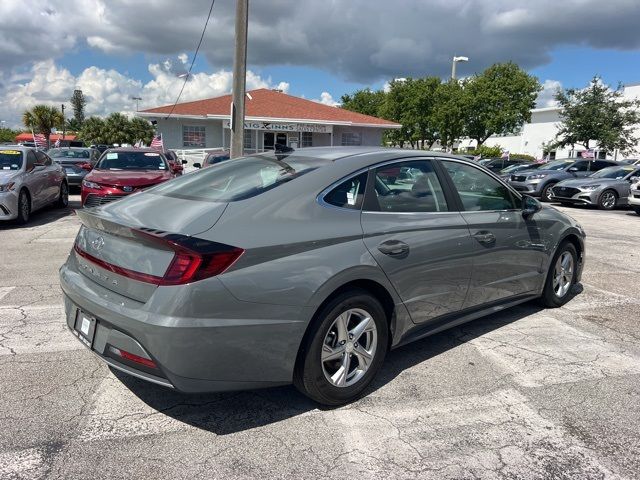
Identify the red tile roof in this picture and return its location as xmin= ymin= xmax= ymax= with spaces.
xmin=140 ymin=88 xmax=400 ymax=128
xmin=15 ymin=133 xmax=78 ymax=142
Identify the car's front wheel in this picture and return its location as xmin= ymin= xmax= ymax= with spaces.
xmin=294 ymin=289 xmax=388 ymax=406
xmin=597 ymin=189 xmax=617 ymax=210
xmin=16 ymin=190 xmax=30 ymax=224
xmin=540 ymin=183 xmax=556 ymax=202
xmin=57 ymin=182 xmax=69 ymax=208
xmin=539 ymin=242 xmax=578 ymax=308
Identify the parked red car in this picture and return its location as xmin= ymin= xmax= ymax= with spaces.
xmin=81 ymin=148 xmax=176 ymax=207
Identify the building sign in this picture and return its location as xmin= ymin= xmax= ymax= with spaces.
xmin=223 ymin=120 xmax=332 ymax=134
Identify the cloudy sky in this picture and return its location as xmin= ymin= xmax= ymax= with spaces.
xmin=1 ymin=0 xmax=640 ymax=128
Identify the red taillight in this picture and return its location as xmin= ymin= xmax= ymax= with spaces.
xmin=109 ymin=346 xmax=157 ymax=369
xmin=76 ymin=162 xmax=93 ymax=170
xmin=74 ymin=233 xmax=244 ymax=286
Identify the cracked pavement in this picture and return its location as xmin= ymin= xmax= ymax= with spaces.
xmin=1 ymin=195 xmax=639 ymax=479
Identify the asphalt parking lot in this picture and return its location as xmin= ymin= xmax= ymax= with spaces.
xmin=1 ymin=196 xmax=640 ymax=479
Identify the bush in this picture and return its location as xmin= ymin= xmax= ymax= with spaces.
xmin=510 ymin=153 xmax=536 ymax=162
xmin=469 ymin=144 xmax=503 ymax=158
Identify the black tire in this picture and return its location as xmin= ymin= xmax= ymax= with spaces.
xmin=16 ymin=189 xmax=30 ymax=224
xmin=539 ymin=242 xmax=578 ymax=308
xmin=559 ymin=202 xmax=573 ymax=207
xmin=540 ymin=183 xmax=556 ymax=202
xmin=634 ymin=206 xmax=640 ymax=216
xmin=57 ymin=182 xmax=69 ymax=208
xmin=597 ymin=189 xmax=617 ymax=210
xmin=294 ymin=289 xmax=389 ymax=406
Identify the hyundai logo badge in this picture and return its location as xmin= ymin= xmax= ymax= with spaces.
xmin=90 ymin=236 xmax=104 ymax=251
xmin=123 ymin=186 xmax=133 ymax=192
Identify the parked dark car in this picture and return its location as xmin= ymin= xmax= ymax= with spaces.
xmin=194 ymin=150 xmax=231 ymax=169
xmin=61 ymin=147 xmax=585 ymax=405
xmin=508 ymin=159 xmax=618 ymax=201
xmin=482 ymin=157 xmax=528 ymax=173
xmin=48 ymin=147 xmax=100 ymax=188
xmin=163 ymin=150 xmax=187 ymax=175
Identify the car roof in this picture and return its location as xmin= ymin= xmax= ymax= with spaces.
xmin=103 ymin=147 xmax=165 ymax=154
xmin=265 ymin=146 xmax=474 ymax=164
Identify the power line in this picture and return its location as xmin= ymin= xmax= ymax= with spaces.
xmin=164 ymin=0 xmax=216 ymax=120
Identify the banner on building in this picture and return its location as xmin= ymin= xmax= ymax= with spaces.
xmin=223 ymin=120 xmax=333 ymax=134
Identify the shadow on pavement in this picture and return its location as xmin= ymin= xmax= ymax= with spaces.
xmin=0 ymin=200 xmax=80 ymax=230
xmin=116 ymin=298 xmax=558 ymax=435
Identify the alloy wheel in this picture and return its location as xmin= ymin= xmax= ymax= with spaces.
xmin=600 ymin=191 xmax=616 ymax=209
xmin=61 ymin=183 xmax=69 ymax=207
xmin=321 ymin=308 xmax=378 ymax=388
xmin=553 ymin=251 xmax=574 ymax=298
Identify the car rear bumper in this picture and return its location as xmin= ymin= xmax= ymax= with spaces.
xmin=0 ymin=191 xmax=19 ymax=220
xmin=59 ymin=254 xmax=310 ymax=393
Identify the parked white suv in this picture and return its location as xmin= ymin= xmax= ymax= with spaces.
xmin=629 ymin=176 xmax=640 ymax=215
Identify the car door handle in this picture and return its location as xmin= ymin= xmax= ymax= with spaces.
xmin=472 ymin=231 xmax=496 ymax=245
xmin=377 ymin=240 xmax=410 ymax=257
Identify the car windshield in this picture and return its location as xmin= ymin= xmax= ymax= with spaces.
xmin=0 ymin=150 xmax=24 ymax=170
xmin=542 ymin=159 xmax=576 ymax=171
xmin=48 ymin=148 xmax=91 ymax=159
xmin=590 ymin=166 xmax=639 ymax=179
xmin=96 ymin=151 xmax=167 ymax=170
xmin=149 ymin=153 xmax=320 ymax=202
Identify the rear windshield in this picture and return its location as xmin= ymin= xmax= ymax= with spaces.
xmin=590 ymin=166 xmax=640 ymax=179
xmin=149 ymin=154 xmax=320 ymax=202
xmin=48 ymin=148 xmax=91 ymax=159
xmin=0 ymin=150 xmax=23 ymax=170
xmin=96 ymin=151 xmax=167 ymax=170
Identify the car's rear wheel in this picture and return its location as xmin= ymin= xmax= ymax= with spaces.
xmin=539 ymin=242 xmax=578 ymax=308
xmin=17 ymin=190 xmax=30 ymax=224
xmin=540 ymin=183 xmax=556 ymax=202
xmin=294 ymin=289 xmax=388 ymax=406
xmin=57 ymin=182 xmax=69 ymax=208
xmin=597 ymin=189 xmax=617 ymax=210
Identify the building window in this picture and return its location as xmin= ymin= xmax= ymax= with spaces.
xmin=301 ymin=132 xmax=313 ymax=148
xmin=341 ymin=132 xmax=361 ymax=146
xmin=244 ymin=130 xmax=254 ymax=150
xmin=182 ymin=125 xmax=206 ymax=147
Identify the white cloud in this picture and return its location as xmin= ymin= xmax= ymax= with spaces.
xmin=536 ymin=79 xmax=563 ymax=108
xmin=0 ymin=59 xmax=287 ymax=128
xmin=313 ymin=92 xmax=340 ymax=107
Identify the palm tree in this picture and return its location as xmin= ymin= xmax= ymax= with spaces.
xmin=22 ymin=105 xmax=64 ymax=148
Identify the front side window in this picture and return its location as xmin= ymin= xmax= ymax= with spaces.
xmin=182 ymin=125 xmax=206 ymax=147
xmin=324 ymin=173 xmax=367 ymax=210
xmin=592 ymin=160 xmax=614 ymax=171
xmin=441 ymin=160 xmax=517 ymax=211
xmin=35 ymin=151 xmax=52 ymax=166
xmin=341 ymin=132 xmax=361 ymax=146
xmin=571 ymin=161 xmax=590 ymax=172
xmin=372 ymin=160 xmax=448 ymax=213
xmin=26 ymin=151 xmax=37 ymax=171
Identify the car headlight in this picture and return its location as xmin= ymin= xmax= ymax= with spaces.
xmin=527 ymin=174 xmax=547 ymax=180
xmin=0 ymin=182 xmax=16 ymax=192
xmin=82 ymin=180 xmax=102 ymax=190
xmin=579 ymin=184 xmax=600 ymax=190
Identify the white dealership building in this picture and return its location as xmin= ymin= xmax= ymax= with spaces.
xmin=137 ymin=88 xmax=400 ymax=153
xmin=461 ymin=83 xmax=640 ymax=160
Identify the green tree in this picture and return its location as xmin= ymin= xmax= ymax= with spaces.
xmin=379 ymin=79 xmax=415 ymax=147
xmin=126 ymin=117 xmax=155 ymax=145
xmin=78 ymin=117 xmax=106 ymax=145
xmin=79 ymin=115 xmax=155 ymax=146
xmin=464 ymin=62 xmax=541 ymax=147
xmin=0 ymin=127 xmax=20 ymax=143
xmin=432 ymin=80 xmax=466 ymax=151
xmin=65 ymin=118 xmax=82 ymax=133
xmin=554 ymin=77 xmax=640 ymax=154
xmin=340 ymin=88 xmax=386 ymax=117
xmin=70 ymin=89 xmax=87 ymax=126
xmin=22 ymin=105 xmax=64 ymax=147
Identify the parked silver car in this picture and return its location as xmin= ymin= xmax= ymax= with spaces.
xmin=48 ymin=147 xmax=100 ymax=188
xmin=550 ymin=165 xmax=640 ymax=209
xmin=60 ymin=148 xmax=585 ymax=405
xmin=0 ymin=146 xmax=69 ymax=224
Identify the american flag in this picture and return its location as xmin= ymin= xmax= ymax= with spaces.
xmin=581 ymin=149 xmax=595 ymax=159
xmin=150 ymin=133 xmax=164 ymax=151
xmin=32 ymin=131 xmax=47 ymax=149
xmin=501 ymin=150 xmax=510 ymax=160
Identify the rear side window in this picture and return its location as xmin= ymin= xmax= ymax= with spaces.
xmin=441 ymin=160 xmax=517 ymax=211
xmin=571 ymin=161 xmax=589 ymax=172
xmin=150 ymin=153 xmax=321 ymax=202
xmin=324 ymin=173 xmax=367 ymax=210
xmin=592 ymin=160 xmax=614 ymax=171
xmin=371 ymin=160 xmax=449 ymax=213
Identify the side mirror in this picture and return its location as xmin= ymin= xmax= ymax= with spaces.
xmin=181 ymin=160 xmax=188 ymax=165
xmin=567 ymin=167 xmax=578 ymax=173
xmin=522 ymin=195 xmax=542 ymax=217
xmin=629 ymin=176 xmax=639 ymax=184
xmin=193 ymin=162 xmax=202 ymax=169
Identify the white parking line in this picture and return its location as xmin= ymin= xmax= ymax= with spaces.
xmin=463 ymin=313 xmax=640 ymax=388
xmin=331 ymin=389 xmax=617 ymax=478
xmin=0 ymin=447 xmax=47 ymax=480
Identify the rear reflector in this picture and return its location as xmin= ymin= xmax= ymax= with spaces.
xmin=109 ymin=346 xmax=157 ymax=369
xmin=74 ymin=230 xmax=244 ymax=286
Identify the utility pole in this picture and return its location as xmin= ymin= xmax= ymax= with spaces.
xmin=61 ymin=104 xmax=66 ymax=141
xmin=230 ymin=0 xmax=249 ymax=158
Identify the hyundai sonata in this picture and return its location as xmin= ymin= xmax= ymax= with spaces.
xmin=60 ymin=147 xmax=585 ymax=405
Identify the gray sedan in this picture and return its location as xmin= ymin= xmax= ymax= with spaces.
xmin=59 ymin=147 xmax=585 ymax=405
xmin=48 ymin=147 xmax=100 ymax=187
xmin=550 ymin=165 xmax=640 ymax=210
xmin=0 ymin=146 xmax=69 ymax=224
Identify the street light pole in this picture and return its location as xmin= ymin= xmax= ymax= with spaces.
xmin=131 ymin=96 xmax=142 ymax=112
xmin=230 ymin=0 xmax=249 ymax=158
xmin=451 ymin=55 xmax=469 ymax=80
